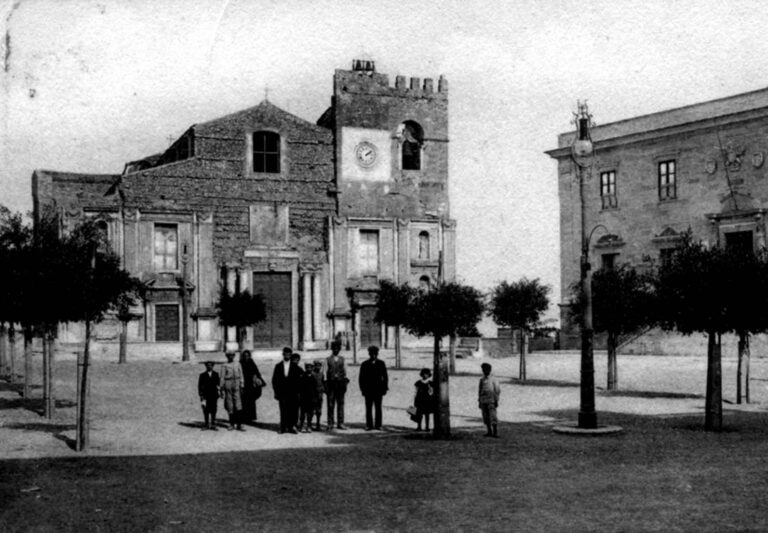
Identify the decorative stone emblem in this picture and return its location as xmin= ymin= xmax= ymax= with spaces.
xmin=722 ymin=142 xmax=745 ymax=172
xmin=753 ymin=151 xmax=765 ymax=169
xmin=704 ymin=158 xmax=717 ymax=174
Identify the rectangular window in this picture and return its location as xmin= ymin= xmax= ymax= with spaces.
xmin=658 ymin=160 xmax=677 ymax=201
xmin=600 ymin=170 xmax=617 ymax=209
xmin=601 ymin=253 xmax=618 ymax=271
xmin=253 ymin=131 xmax=280 ymax=173
xmin=659 ymin=248 xmax=674 ymax=268
xmin=359 ymin=230 xmax=379 ymax=276
xmin=153 ymin=223 xmax=178 ymax=271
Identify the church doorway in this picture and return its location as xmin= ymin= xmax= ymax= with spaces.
xmin=252 ymin=272 xmax=292 ymax=348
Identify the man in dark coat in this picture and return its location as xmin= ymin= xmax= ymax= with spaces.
xmin=359 ymin=345 xmax=389 ymax=430
xmin=198 ymin=361 xmax=220 ymax=430
xmin=271 ymin=347 xmax=303 ymax=434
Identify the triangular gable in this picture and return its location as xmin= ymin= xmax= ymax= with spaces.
xmin=195 ymin=100 xmax=332 ymax=142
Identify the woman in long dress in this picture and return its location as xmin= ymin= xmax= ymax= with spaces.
xmin=240 ymin=350 xmax=265 ymax=422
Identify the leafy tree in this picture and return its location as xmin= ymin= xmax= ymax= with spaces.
xmin=571 ymin=264 xmax=656 ymax=390
xmin=216 ymin=287 xmax=266 ymax=351
xmin=404 ymin=281 xmax=485 ymax=437
xmin=375 ymin=280 xmax=416 ymax=369
xmin=0 ymin=207 xmax=32 ymax=387
xmin=488 ymin=278 xmax=550 ymax=381
xmin=654 ymin=234 xmax=762 ymax=431
xmin=51 ymin=220 xmax=143 ymax=449
xmin=721 ymin=247 xmax=768 ymax=404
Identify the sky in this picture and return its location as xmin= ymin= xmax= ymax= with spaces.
xmin=3 ymin=0 xmax=768 ymax=323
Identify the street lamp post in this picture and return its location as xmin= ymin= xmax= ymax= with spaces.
xmin=181 ymin=243 xmax=190 ymax=362
xmin=572 ymin=101 xmax=598 ymax=429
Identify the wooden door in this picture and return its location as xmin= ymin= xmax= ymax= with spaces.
xmin=252 ymin=272 xmax=292 ymax=348
xmin=725 ymin=230 xmax=754 ymax=255
xmin=155 ymin=304 xmax=179 ymax=342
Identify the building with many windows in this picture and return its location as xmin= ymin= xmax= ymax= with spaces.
xmin=547 ymin=87 xmax=768 ymax=352
xmin=32 ymin=60 xmax=455 ymax=353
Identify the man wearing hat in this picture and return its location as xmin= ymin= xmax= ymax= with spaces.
xmin=359 ymin=345 xmax=389 ymax=430
xmin=220 ymin=351 xmax=245 ymax=431
xmin=272 ymin=346 xmax=303 ymax=434
xmin=325 ymin=339 xmax=348 ymax=430
xmin=198 ymin=361 xmax=220 ymax=430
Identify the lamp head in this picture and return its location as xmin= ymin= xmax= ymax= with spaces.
xmin=571 ymin=101 xmax=594 ymax=166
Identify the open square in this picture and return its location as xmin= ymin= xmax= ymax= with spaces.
xmin=2 ymin=349 xmax=768 ymax=532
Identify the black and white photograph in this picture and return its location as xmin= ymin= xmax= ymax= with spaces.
xmin=2 ymin=1 xmax=768 ymax=531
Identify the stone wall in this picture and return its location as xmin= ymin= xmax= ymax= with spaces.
xmin=332 ymin=69 xmax=450 ymax=220
xmin=123 ymin=101 xmax=336 ymax=267
xmin=552 ymin=92 xmax=768 ymax=351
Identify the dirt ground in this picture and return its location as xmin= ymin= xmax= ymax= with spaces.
xmin=2 ymin=347 xmax=768 ymax=532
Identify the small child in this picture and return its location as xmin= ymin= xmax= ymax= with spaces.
xmin=413 ymin=368 xmax=433 ymax=431
xmin=298 ymin=362 xmax=316 ymax=432
xmin=478 ymin=362 xmax=501 ymax=438
xmin=311 ymin=360 xmax=325 ymax=430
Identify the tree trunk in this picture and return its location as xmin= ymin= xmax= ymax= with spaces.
xmin=449 ymin=335 xmax=457 ymax=375
xmin=0 ymin=323 xmax=7 ymax=380
xmin=43 ymin=333 xmax=55 ymax=418
xmin=42 ymin=334 xmax=49 ymax=417
xmin=394 ymin=325 xmax=401 ymax=369
xmin=745 ymin=336 xmax=751 ymax=404
xmin=432 ymin=336 xmax=451 ymax=438
xmin=518 ymin=329 xmax=527 ymax=382
xmin=737 ymin=332 xmax=745 ymax=404
xmin=118 ymin=320 xmax=128 ymax=364
xmin=607 ymin=331 xmax=618 ymax=391
xmin=237 ymin=326 xmax=246 ymax=352
xmin=705 ymin=331 xmax=723 ymax=431
xmin=8 ymin=325 xmax=16 ymax=384
xmin=23 ymin=329 xmax=32 ymax=399
xmin=737 ymin=332 xmax=750 ymax=404
xmin=77 ymin=320 xmax=92 ymax=451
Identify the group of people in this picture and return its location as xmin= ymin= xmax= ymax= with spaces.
xmin=198 ymin=350 xmax=265 ymax=431
xmin=197 ymin=340 xmax=502 ymax=437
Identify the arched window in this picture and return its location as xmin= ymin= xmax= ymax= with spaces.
xmin=253 ymin=131 xmax=280 ymax=173
xmin=418 ymin=231 xmax=430 ymax=259
xmin=399 ymin=121 xmax=423 ymax=170
xmin=419 ymin=275 xmax=431 ymax=290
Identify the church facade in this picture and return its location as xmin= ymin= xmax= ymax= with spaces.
xmin=32 ymin=60 xmax=455 ymax=353
xmin=547 ymin=87 xmax=768 ymax=352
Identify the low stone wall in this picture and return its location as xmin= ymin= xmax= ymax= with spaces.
xmin=620 ymin=328 xmax=768 ymax=357
xmin=480 ymin=338 xmax=516 ymax=359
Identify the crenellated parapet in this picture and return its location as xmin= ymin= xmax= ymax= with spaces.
xmin=335 ymin=60 xmax=447 ymax=99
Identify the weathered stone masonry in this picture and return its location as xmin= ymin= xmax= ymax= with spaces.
xmin=548 ymin=87 xmax=768 ymax=353
xmin=32 ymin=61 xmax=456 ymax=352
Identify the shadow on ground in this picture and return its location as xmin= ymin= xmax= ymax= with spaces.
xmin=5 ymin=410 xmax=768 ymax=531
xmin=0 ymin=397 xmax=77 ymax=415
xmin=598 ymin=389 xmax=703 ymax=400
xmin=503 ymin=377 xmax=578 ymax=388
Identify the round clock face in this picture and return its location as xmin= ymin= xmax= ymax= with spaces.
xmin=355 ymin=141 xmax=377 ymax=168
